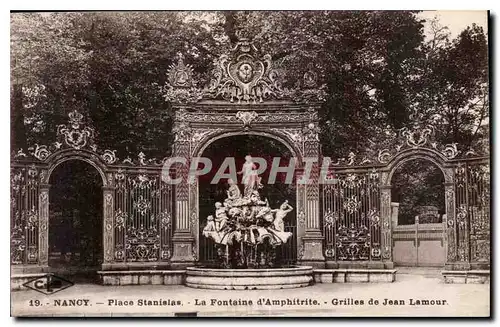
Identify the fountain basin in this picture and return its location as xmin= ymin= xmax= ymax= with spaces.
xmin=185 ymin=266 xmax=313 ymax=290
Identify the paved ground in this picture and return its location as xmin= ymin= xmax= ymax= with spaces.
xmin=11 ymin=270 xmax=489 ymax=317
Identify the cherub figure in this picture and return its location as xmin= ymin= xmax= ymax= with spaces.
xmin=256 ymin=206 xmax=275 ymax=223
xmin=225 ymin=178 xmax=242 ymax=207
xmin=249 ymin=190 xmax=267 ymax=206
xmin=203 ymin=215 xmax=222 ymax=243
xmin=271 ymin=200 xmax=293 ymax=232
xmin=247 ymin=190 xmax=269 ymax=222
xmin=203 ymin=215 xmax=216 ymax=235
xmin=214 ymin=202 xmax=228 ymax=231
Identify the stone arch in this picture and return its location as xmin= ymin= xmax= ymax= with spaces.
xmin=386 ymin=148 xmax=452 ymax=187
xmin=44 ymin=149 xmax=109 ymax=186
xmin=192 ymin=129 xmax=303 ymax=168
xmin=193 ymin=131 xmax=302 ymax=265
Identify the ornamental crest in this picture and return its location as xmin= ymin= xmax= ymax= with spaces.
xmin=400 ymin=125 xmax=435 ymax=148
xmin=206 ymin=39 xmax=284 ymax=103
xmin=168 ymin=56 xmax=194 ymax=88
xmin=57 ymin=110 xmax=95 ymax=150
xmin=163 ymin=38 xmax=325 ymax=104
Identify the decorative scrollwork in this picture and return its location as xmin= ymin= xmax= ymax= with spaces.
xmin=343 ymin=196 xmax=361 ymax=214
xmin=323 ymin=210 xmax=334 ymax=228
xmin=57 ymin=110 xmax=95 ymax=150
xmin=272 ymin=128 xmax=302 ymax=143
xmin=400 ymin=125 xmax=435 ymax=148
xmin=102 ymin=149 xmax=117 ymax=164
xmin=302 ymin=123 xmax=320 ymax=142
xmin=441 ymin=143 xmax=458 ymax=159
xmin=133 ymin=196 xmax=151 ymax=216
xmin=330 ymin=123 xmax=468 ymax=165
xmin=176 ymin=108 xmax=315 ymax=124
xmin=207 ymin=40 xmax=284 ymax=103
xmin=336 ymin=224 xmax=370 ymax=261
xmin=163 ymin=38 xmax=325 ymax=104
xmin=298 ymin=210 xmax=306 ymax=228
xmin=30 ymin=144 xmax=51 ymax=161
xmin=114 ymin=209 xmax=127 ymax=230
xmin=130 ymin=174 xmax=155 ymax=189
xmin=159 ymin=212 xmax=172 ymax=230
xmin=125 ymin=226 xmax=160 ymax=262
xmin=236 ymin=111 xmax=258 ymax=129
xmin=297 ymin=242 xmax=305 ymax=260
xmin=173 ymin=122 xmax=192 ymax=142
xmin=371 ymin=246 xmax=381 ymax=258
xmin=378 ymin=149 xmax=392 ymax=164
xmin=324 ymin=247 xmax=335 ymax=259
xmin=14 ymin=148 xmax=27 ymax=159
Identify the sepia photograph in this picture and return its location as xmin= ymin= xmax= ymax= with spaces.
xmin=9 ymin=10 xmax=490 ymax=317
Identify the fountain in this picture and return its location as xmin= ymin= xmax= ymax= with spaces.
xmin=185 ymin=156 xmax=313 ymax=290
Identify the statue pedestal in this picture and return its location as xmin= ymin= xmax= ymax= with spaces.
xmin=170 ymin=232 xmax=196 ymax=269
xmin=299 ymin=233 xmax=325 ymax=268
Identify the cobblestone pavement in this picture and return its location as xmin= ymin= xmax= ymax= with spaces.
xmin=11 ymin=272 xmax=489 ymax=317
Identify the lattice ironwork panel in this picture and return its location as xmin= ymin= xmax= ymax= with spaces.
xmin=113 ymin=170 xmax=174 ymax=262
xmin=454 ymin=162 xmax=490 ymax=263
xmin=322 ymin=170 xmax=381 ymax=261
xmin=11 ymin=166 xmax=40 ymax=265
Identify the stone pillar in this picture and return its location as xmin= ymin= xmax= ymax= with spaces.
xmin=380 ymin=185 xmax=394 ymax=268
xmin=444 ymin=183 xmax=464 ymax=270
xmin=295 ymin=168 xmax=306 ymax=263
xmin=170 ymin=140 xmax=196 ymax=267
xmin=298 ymin=138 xmax=325 ymax=268
xmin=102 ymin=187 xmax=115 ymax=264
xmin=38 ymin=184 xmax=50 ymax=269
xmin=391 ymin=202 xmax=400 ymax=227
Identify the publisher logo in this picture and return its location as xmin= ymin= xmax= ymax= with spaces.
xmin=22 ymin=274 xmax=74 ymax=295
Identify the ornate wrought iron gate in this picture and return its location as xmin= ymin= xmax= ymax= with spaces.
xmin=451 ymin=160 xmax=490 ymax=266
xmin=113 ymin=169 xmax=175 ymax=263
xmin=11 ymin=165 xmax=41 ymax=265
xmin=10 ymin=111 xmax=175 ymax=271
xmin=322 ymin=170 xmax=381 ymax=261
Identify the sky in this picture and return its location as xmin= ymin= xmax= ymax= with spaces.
xmin=418 ymin=10 xmax=488 ymax=39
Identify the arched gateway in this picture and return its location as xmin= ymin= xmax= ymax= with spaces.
xmin=167 ymin=39 xmax=325 ymax=267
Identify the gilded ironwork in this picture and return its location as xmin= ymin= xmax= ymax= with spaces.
xmin=322 ymin=171 xmax=381 ymax=261
xmin=453 ymin=162 xmax=490 ymax=264
xmin=57 ymin=110 xmax=95 ymax=150
xmin=113 ymin=171 xmax=174 ymax=263
xmin=206 ymin=40 xmax=285 ymax=103
xmin=164 ymin=39 xmax=325 ymax=104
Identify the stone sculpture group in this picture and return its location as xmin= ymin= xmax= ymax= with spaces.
xmin=202 ymin=155 xmax=293 ymax=268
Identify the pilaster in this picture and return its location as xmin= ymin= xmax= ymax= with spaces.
xmin=380 ymin=184 xmax=393 ymax=266
xmin=103 ymin=187 xmax=115 ymax=264
xmin=38 ymin=184 xmax=50 ymax=266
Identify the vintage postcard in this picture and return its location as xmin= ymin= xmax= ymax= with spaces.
xmin=10 ymin=10 xmax=490 ymax=317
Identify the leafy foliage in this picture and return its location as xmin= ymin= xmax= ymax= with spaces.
xmin=11 ymin=11 xmax=488 ymax=158
xmin=391 ymin=159 xmax=445 ymax=225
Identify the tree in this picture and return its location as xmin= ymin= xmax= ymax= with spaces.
xmin=10 ymin=11 xmax=489 ymax=159
xmin=414 ymin=19 xmax=489 ymax=152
